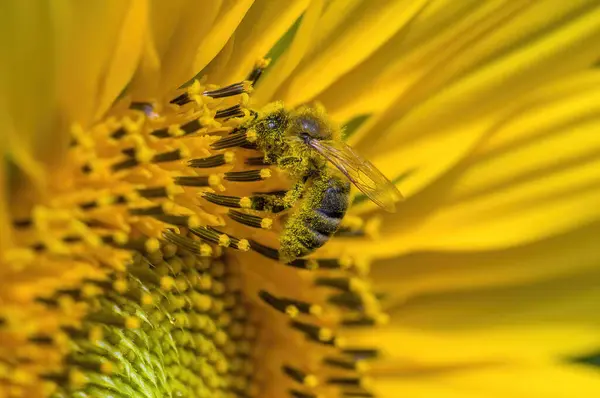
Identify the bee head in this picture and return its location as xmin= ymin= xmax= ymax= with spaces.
xmin=291 ymin=113 xmax=332 ymax=142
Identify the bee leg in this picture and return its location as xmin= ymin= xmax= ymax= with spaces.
xmin=283 ymin=179 xmax=306 ymax=208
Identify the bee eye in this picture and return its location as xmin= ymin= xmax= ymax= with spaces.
xmin=299 ymin=118 xmax=319 ymax=136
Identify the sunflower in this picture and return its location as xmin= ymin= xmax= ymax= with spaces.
xmin=2 ymin=1 xmax=600 ymax=397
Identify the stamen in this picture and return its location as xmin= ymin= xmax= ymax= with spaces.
xmin=12 ymin=218 xmax=32 ymax=228
xmin=340 ymin=391 xmax=375 ymax=397
xmin=152 ymin=213 xmax=199 ymax=228
xmin=224 ymin=169 xmax=271 ymax=182
xmin=215 ymin=105 xmax=244 ymax=119
xmin=314 ymin=277 xmax=356 ymax=292
xmin=323 ymin=357 xmax=364 ymax=371
xmin=203 ymin=82 xmax=250 ymax=99
xmin=170 ymin=93 xmax=191 ymax=106
xmin=227 ymin=210 xmax=272 ymax=229
xmin=246 ymin=58 xmax=270 ymax=86
xmin=111 ymin=157 xmax=139 ymax=172
xmin=201 ymin=192 xmax=250 ymax=209
xmin=327 ymin=292 xmax=365 ymax=310
xmin=162 ymin=230 xmax=212 ymax=257
xmin=129 ymin=205 xmax=165 ymax=216
xmin=282 ymin=365 xmax=318 ymax=387
xmin=180 ymin=119 xmax=203 ymax=135
xmin=258 ymin=291 xmax=320 ymax=317
xmin=152 ymin=149 xmax=183 ymax=163
xmin=190 ymin=227 xmax=250 ymax=252
xmin=137 ymin=186 xmax=169 ymax=199
xmin=174 ymin=175 xmax=212 ymax=187
xmin=245 ymin=156 xmax=269 ymax=166
xmin=110 ymin=127 xmax=127 ymax=140
xmin=290 ymin=320 xmax=334 ymax=344
xmin=289 ymin=390 xmax=317 ymax=398
xmin=341 ymin=348 xmax=380 ymax=361
xmin=211 ymin=132 xmax=255 ymax=150
xmin=188 ymin=153 xmax=232 ymax=168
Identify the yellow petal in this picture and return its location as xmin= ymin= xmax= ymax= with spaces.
xmin=373 ymin=364 xmax=600 ymax=398
xmin=202 ymin=0 xmax=309 ymax=85
xmin=346 ymin=1 xmax=600 ymax=200
xmin=277 ymin=0 xmax=431 ymax=107
xmin=191 ymin=0 xmax=254 ymax=82
xmin=345 ymin=270 xmax=600 ymax=365
xmin=0 ymin=2 xmax=55 ymax=183
xmin=370 ymin=222 xmax=600 ymax=301
xmin=53 ymin=1 xmax=134 ymax=127
xmin=251 ymin=0 xmax=325 ymax=105
xmin=131 ymin=0 xmax=253 ymax=100
xmin=129 ymin=0 xmax=221 ymax=99
xmin=94 ymin=0 xmax=148 ymax=120
xmin=333 ymin=72 xmax=600 ymax=258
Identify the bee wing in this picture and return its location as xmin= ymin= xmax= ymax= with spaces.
xmin=307 ymin=138 xmax=403 ymax=212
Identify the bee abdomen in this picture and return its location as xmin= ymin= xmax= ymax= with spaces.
xmin=304 ymin=210 xmax=341 ymax=236
xmin=280 ymin=174 xmax=350 ymax=262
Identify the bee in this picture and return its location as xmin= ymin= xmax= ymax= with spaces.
xmin=248 ymin=103 xmax=403 ymax=262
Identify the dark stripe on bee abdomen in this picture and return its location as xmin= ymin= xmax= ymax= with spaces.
xmin=316 ymin=177 xmax=350 ymax=219
xmin=303 ymin=210 xmax=341 ymax=236
xmin=280 ymin=174 xmax=350 ymax=261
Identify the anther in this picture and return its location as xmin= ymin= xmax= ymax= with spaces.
xmin=341 ymin=348 xmax=380 ymax=360
xmin=340 ymin=391 xmax=375 ymax=397
xmin=162 ymin=230 xmax=212 ymax=257
xmin=153 ymin=213 xmax=199 ymax=228
xmin=137 ymin=186 xmax=169 ymax=199
xmin=174 ymin=176 xmax=211 ymax=187
xmin=211 ymin=131 xmax=253 ymax=150
xmin=201 ymin=192 xmax=247 ymax=208
xmin=170 ymin=92 xmax=191 ymax=106
xmin=323 ymin=357 xmax=364 ymax=371
xmin=110 ymin=127 xmax=127 ymax=140
xmin=111 ymin=157 xmax=139 ymax=172
xmin=129 ymin=204 xmax=165 ymax=216
xmin=258 ymin=291 xmax=318 ymax=317
xmin=12 ymin=218 xmax=32 ymax=228
xmin=28 ymin=335 xmax=54 ymax=345
xmin=327 ymin=292 xmax=365 ymax=310
xmin=245 ymin=156 xmax=269 ymax=166
xmin=327 ymin=377 xmax=366 ymax=387
xmin=228 ymin=210 xmax=272 ymax=229
xmin=224 ymin=169 xmax=271 ymax=182
xmin=289 ymin=390 xmax=317 ymax=398
xmin=290 ymin=320 xmax=333 ymax=343
xmin=247 ymin=59 xmax=270 ymax=86
xmin=181 ymin=119 xmax=202 ymax=135
xmin=203 ymin=82 xmax=250 ymax=98
xmin=282 ymin=365 xmax=318 ymax=387
xmin=215 ymin=104 xmax=244 ymax=119
xmin=314 ymin=277 xmax=354 ymax=292
xmin=341 ymin=314 xmax=389 ymax=327
xmin=188 ymin=154 xmax=227 ymax=169
xmin=152 ymin=149 xmax=183 ymax=163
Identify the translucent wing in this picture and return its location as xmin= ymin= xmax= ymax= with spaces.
xmin=307 ymin=138 xmax=403 ymax=212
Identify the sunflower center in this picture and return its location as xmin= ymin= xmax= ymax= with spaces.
xmin=2 ymin=62 xmax=386 ymax=398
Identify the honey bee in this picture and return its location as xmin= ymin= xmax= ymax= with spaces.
xmin=248 ymin=103 xmax=403 ymax=262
